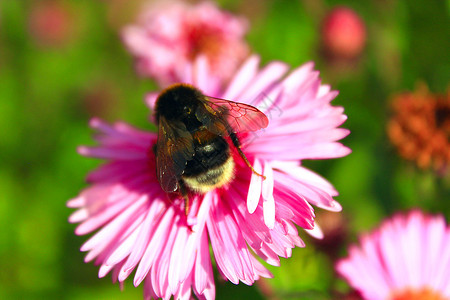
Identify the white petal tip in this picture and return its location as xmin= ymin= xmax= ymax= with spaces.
xmin=247 ymin=202 xmax=258 ymax=214
xmin=133 ymin=276 xmax=145 ymax=287
xmin=88 ymin=118 xmax=104 ymax=128
xmin=77 ymin=146 xmax=89 ymax=155
xmin=328 ymin=201 xmax=343 ymax=212
xmin=305 ymin=223 xmax=324 ymax=239
xmin=118 ymin=269 xmax=131 ymax=283
xmin=98 ymin=265 xmax=112 ymax=278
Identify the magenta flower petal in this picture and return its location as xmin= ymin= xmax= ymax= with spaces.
xmin=336 ymin=210 xmax=450 ymax=300
xmin=69 ymin=56 xmax=350 ymax=299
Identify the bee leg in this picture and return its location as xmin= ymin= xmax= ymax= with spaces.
xmin=178 ymin=180 xmax=190 ymax=215
xmin=229 ymin=132 xmax=266 ymax=180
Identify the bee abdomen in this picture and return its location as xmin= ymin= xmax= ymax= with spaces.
xmin=182 ymin=157 xmax=235 ymax=193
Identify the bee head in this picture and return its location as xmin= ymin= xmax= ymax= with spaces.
xmin=155 ymin=84 xmax=205 ymax=122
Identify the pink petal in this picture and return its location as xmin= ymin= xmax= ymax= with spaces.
xmin=223 ymin=55 xmax=260 ymax=100
xmin=133 ymin=207 xmax=176 ymax=286
xmin=194 ymin=230 xmax=214 ymax=296
xmin=117 ymin=199 xmax=166 ymax=281
xmin=238 ymin=61 xmax=289 ymax=104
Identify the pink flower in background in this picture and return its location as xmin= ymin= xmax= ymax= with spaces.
xmin=122 ymin=1 xmax=249 ymax=87
xmin=321 ymin=7 xmax=366 ymax=60
xmin=28 ymin=1 xmax=75 ymax=47
xmin=68 ymin=56 xmax=350 ymax=299
xmin=336 ymin=210 xmax=450 ymax=300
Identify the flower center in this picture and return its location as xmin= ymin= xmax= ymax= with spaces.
xmin=185 ymin=22 xmax=222 ymax=61
xmin=389 ymin=287 xmax=447 ymax=300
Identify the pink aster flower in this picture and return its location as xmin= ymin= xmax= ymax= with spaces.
xmin=122 ymin=1 xmax=249 ymax=86
xmin=68 ymin=56 xmax=350 ymax=299
xmin=336 ymin=210 xmax=450 ymax=300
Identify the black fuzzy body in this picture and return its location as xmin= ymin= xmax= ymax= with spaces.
xmin=154 ymin=84 xmax=234 ymax=192
xmin=155 ymin=83 xmax=205 ymax=131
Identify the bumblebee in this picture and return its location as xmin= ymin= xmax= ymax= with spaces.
xmin=154 ymin=83 xmax=268 ymax=213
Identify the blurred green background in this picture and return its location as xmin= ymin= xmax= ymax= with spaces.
xmin=0 ymin=0 xmax=448 ymax=299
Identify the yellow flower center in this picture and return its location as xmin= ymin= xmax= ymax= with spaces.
xmin=390 ymin=287 xmax=448 ymax=300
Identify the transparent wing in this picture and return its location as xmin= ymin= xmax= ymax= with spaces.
xmin=195 ymin=96 xmax=269 ymax=135
xmin=156 ymin=117 xmax=194 ymax=192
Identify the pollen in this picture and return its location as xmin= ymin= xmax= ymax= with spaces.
xmin=387 ymin=86 xmax=450 ymax=175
